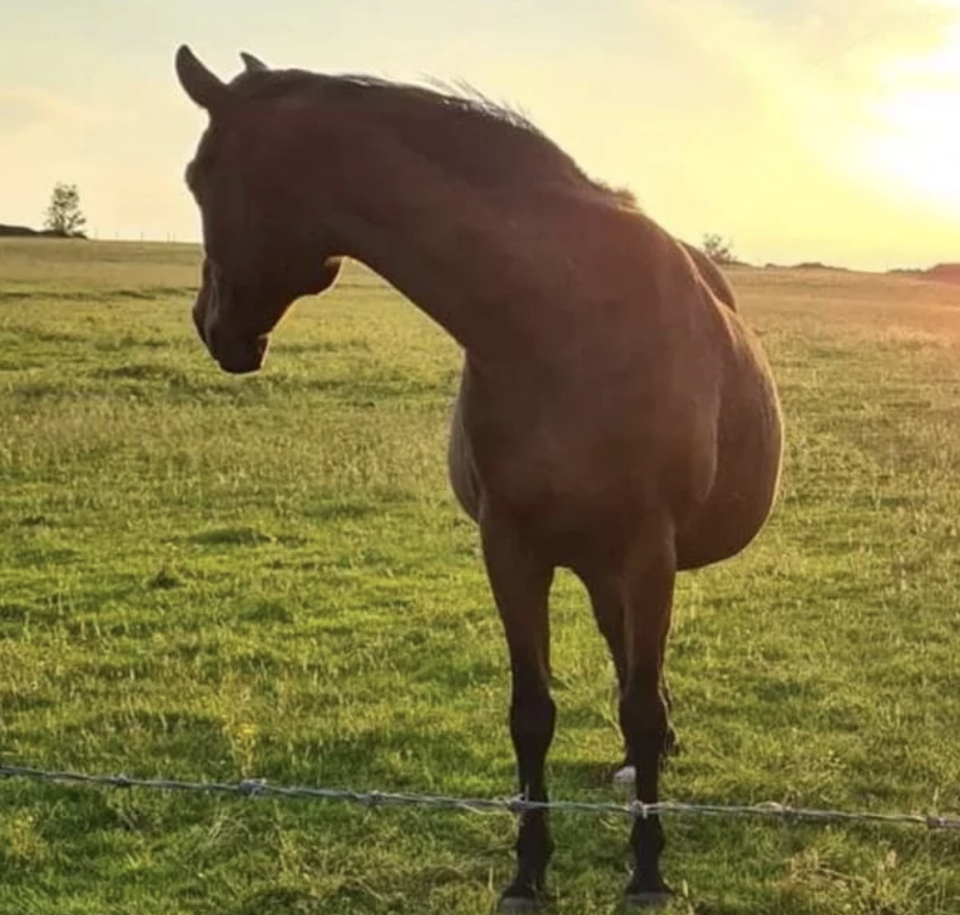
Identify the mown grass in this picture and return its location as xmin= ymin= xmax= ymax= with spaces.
xmin=2 ymin=238 xmax=960 ymax=914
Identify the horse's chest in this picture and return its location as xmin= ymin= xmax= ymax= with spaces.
xmin=466 ymin=411 xmax=639 ymax=522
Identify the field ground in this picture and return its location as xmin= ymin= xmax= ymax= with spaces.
xmin=2 ymin=238 xmax=960 ymax=914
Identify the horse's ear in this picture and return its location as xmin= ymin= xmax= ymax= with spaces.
xmin=175 ymin=45 xmax=227 ymax=111
xmin=240 ymin=52 xmax=269 ymax=73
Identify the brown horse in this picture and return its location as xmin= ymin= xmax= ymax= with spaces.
xmin=175 ymin=46 xmax=783 ymax=910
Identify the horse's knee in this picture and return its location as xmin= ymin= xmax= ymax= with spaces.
xmin=510 ymin=687 xmax=556 ymax=757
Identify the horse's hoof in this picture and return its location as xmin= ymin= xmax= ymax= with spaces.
xmin=625 ymin=872 xmax=672 ymax=909
xmin=625 ymin=889 xmax=672 ymax=909
xmin=613 ymin=764 xmax=636 ymax=785
xmin=498 ymin=893 xmax=543 ymax=913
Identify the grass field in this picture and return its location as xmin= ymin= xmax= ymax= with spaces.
xmin=2 ymin=237 xmax=960 ymax=914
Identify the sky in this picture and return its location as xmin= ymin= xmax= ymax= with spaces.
xmin=1 ymin=0 xmax=958 ymax=270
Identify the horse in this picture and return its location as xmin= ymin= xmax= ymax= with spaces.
xmin=174 ymin=46 xmax=784 ymax=910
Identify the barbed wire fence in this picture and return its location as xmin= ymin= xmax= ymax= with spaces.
xmin=2 ymin=762 xmax=959 ymax=831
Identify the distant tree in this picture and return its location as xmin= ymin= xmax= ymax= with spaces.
xmin=701 ymin=232 xmax=735 ymax=266
xmin=43 ymin=183 xmax=87 ymax=238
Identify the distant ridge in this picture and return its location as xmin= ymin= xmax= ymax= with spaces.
xmin=763 ymin=261 xmax=849 ymax=272
xmin=888 ymin=263 xmax=960 ymax=285
xmin=0 ymin=223 xmax=86 ymax=239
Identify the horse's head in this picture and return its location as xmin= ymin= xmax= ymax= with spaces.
xmin=175 ymin=46 xmax=342 ymax=374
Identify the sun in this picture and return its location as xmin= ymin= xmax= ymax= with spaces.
xmin=859 ymin=20 xmax=960 ymax=219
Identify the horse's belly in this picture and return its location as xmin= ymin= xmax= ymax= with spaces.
xmin=676 ymin=365 xmax=783 ymax=570
xmin=447 ymin=390 xmax=481 ymax=522
xmin=448 ymin=324 xmax=783 ymax=572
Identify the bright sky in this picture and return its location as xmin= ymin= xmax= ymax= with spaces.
xmin=1 ymin=0 xmax=958 ymax=270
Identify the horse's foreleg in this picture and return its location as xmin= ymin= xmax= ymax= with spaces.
xmin=481 ymin=511 xmax=555 ymax=912
xmin=619 ymin=537 xmax=676 ymax=907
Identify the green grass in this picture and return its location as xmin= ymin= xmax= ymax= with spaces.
xmin=3 ymin=237 xmax=960 ymax=913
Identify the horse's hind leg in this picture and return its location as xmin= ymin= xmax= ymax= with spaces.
xmin=481 ymin=509 xmax=556 ymax=912
xmin=618 ymin=536 xmax=676 ymax=907
xmin=585 ymin=576 xmax=631 ymax=779
xmin=584 ymin=576 xmax=676 ymax=785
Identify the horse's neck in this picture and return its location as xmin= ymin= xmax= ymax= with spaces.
xmin=326 ymin=146 xmax=544 ymax=361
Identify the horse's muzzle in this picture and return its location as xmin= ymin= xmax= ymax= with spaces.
xmin=210 ymin=330 xmax=269 ymax=374
xmin=196 ymin=314 xmax=267 ymax=373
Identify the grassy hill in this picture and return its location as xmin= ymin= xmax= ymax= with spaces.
xmin=2 ymin=239 xmax=960 ymax=914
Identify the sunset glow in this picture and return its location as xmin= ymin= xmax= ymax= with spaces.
xmin=860 ymin=17 xmax=960 ymax=218
xmin=0 ymin=0 xmax=958 ymax=269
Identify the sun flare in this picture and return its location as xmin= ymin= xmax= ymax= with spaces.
xmin=860 ymin=18 xmax=960 ymax=219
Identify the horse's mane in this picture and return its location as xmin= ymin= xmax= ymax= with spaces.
xmin=232 ymin=69 xmax=637 ymax=206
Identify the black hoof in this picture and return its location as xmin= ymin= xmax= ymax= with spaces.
xmin=625 ymin=874 xmax=672 ymax=910
xmin=498 ymin=894 xmax=544 ymax=913
xmin=499 ymin=873 xmax=546 ymax=913
xmin=625 ymin=889 xmax=672 ymax=909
